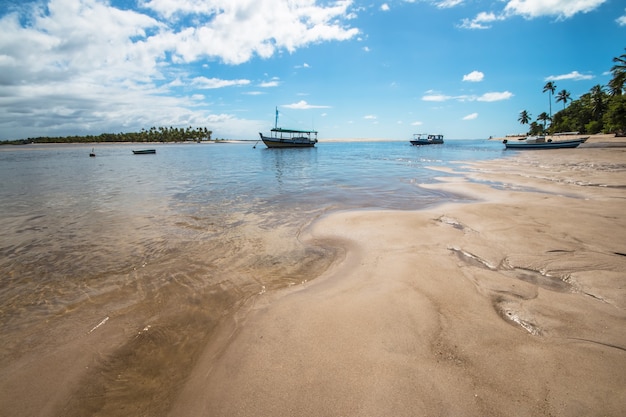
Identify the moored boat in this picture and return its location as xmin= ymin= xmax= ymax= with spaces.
xmin=503 ymin=136 xmax=588 ymax=150
xmin=410 ymin=134 xmax=444 ymax=145
xmin=258 ymin=108 xmax=318 ymax=148
xmin=132 ymin=149 xmax=156 ymax=154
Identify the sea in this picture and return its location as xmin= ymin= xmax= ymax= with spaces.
xmin=0 ymin=139 xmax=507 ymax=416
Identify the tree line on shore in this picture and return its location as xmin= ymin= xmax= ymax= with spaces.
xmin=1 ymin=126 xmax=214 ymax=146
xmin=518 ymin=48 xmax=626 ymax=136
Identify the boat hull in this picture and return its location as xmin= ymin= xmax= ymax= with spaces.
xmin=132 ymin=149 xmax=156 ymax=154
xmin=259 ymin=134 xmax=317 ymax=148
xmin=410 ymin=139 xmax=444 ymax=145
xmin=503 ymin=139 xmax=584 ymax=149
xmin=410 ymin=134 xmax=444 ymax=145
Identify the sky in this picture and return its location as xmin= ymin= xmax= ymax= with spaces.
xmin=0 ymin=0 xmax=625 ymax=141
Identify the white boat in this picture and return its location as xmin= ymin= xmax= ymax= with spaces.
xmin=410 ymin=134 xmax=444 ymax=145
xmin=503 ymin=136 xmax=588 ymax=150
xmin=258 ymin=108 xmax=318 ymax=148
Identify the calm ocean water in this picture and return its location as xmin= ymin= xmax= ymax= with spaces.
xmin=0 ymin=139 xmax=506 ymax=416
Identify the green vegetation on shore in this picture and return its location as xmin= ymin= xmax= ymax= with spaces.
xmin=520 ymin=48 xmax=626 ymax=136
xmin=1 ymin=126 xmax=214 ymax=146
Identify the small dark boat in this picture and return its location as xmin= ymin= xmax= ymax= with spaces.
xmin=89 ymin=148 xmax=96 ymax=157
xmin=410 ymin=134 xmax=444 ymax=145
xmin=132 ymin=149 xmax=156 ymax=154
xmin=258 ymin=108 xmax=318 ymax=148
xmin=503 ymin=136 xmax=588 ymax=150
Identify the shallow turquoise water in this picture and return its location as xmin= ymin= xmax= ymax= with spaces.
xmin=0 ymin=139 xmax=508 ymax=416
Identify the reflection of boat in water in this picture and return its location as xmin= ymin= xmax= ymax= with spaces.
xmin=258 ymin=108 xmax=318 ymax=148
xmin=132 ymin=149 xmax=156 ymax=154
xmin=410 ymin=134 xmax=444 ymax=145
xmin=503 ymin=136 xmax=588 ymax=149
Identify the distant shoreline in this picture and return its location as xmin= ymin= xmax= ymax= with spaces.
xmin=3 ymin=133 xmax=624 ymax=146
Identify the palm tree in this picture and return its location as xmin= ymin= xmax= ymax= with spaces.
xmin=543 ymin=81 xmax=556 ymax=118
xmin=518 ymin=110 xmax=531 ymax=125
xmin=555 ymin=89 xmax=571 ymax=109
xmin=537 ymin=112 xmax=551 ymax=131
xmin=590 ymin=84 xmax=606 ymax=120
xmin=610 ymin=48 xmax=626 ymax=96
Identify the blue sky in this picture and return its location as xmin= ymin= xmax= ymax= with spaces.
xmin=1 ymin=0 xmax=624 ymax=140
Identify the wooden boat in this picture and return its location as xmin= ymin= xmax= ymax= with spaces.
xmin=258 ymin=108 xmax=318 ymax=148
xmin=410 ymin=134 xmax=444 ymax=145
xmin=503 ymin=136 xmax=588 ymax=150
xmin=132 ymin=149 xmax=156 ymax=154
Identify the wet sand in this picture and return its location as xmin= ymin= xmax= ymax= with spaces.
xmin=170 ymin=139 xmax=626 ymax=416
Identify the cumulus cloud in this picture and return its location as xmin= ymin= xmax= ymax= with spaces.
xmin=364 ymin=114 xmax=377 ymax=120
xmin=618 ymin=9 xmax=626 ymax=25
xmin=459 ymin=0 xmax=608 ymax=29
xmin=381 ymin=4 xmax=390 ymax=11
xmin=463 ymin=71 xmax=484 ymax=82
xmin=503 ymin=0 xmax=607 ymax=19
xmin=0 ymin=0 xmax=358 ymax=138
xmin=283 ymin=100 xmax=331 ymax=109
xmin=463 ymin=113 xmax=478 ymax=120
xmin=545 ymin=71 xmax=594 ymax=81
xmin=139 ymin=0 xmax=359 ymax=64
xmin=459 ymin=12 xmax=503 ymax=29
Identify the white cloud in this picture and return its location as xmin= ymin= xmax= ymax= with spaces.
xmin=463 ymin=113 xmax=478 ymax=120
xmin=460 ymin=0 xmax=607 ymax=29
xmin=142 ymin=0 xmax=359 ymax=65
xmin=258 ymin=80 xmax=280 ymax=87
xmin=0 ymin=0 xmax=358 ymax=139
xmin=411 ymin=121 xmax=423 ymax=126
xmin=459 ymin=12 xmax=502 ymax=29
xmin=463 ymin=71 xmax=484 ymax=82
xmin=192 ymin=77 xmax=250 ymax=89
xmin=283 ymin=100 xmax=331 ymax=109
xmin=364 ymin=115 xmax=377 ymax=120
xmin=381 ymin=4 xmax=390 ymax=11
xmin=422 ymin=94 xmax=453 ymax=102
xmin=618 ymin=10 xmax=626 ymax=26
xmin=436 ymin=0 xmax=464 ymax=8
xmin=504 ymin=0 xmax=607 ymax=19
xmin=477 ymin=91 xmax=513 ymax=101
xmin=422 ymin=91 xmax=513 ymax=102
xmin=545 ymin=71 xmax=594 ymax=81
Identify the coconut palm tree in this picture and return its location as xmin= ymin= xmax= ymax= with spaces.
xmin=610 ymin=48 xmax=626 ymax=95
xmin=590 ymin=84 xmax=606 ymax=120
xmin=518 ymin=110 xmax=531 ymax=126
xmin=543 ymin=81 xmax=556 ymax=118
xmin=555 ymin=89 xmax=571 ymax=109
xmin=537 ymin=112 xmax=551 ymax=132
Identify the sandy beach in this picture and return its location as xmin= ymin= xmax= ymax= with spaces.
xmin=170 ymin=136 xmax=626 ymax=416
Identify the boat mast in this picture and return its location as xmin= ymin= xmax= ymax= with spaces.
xmin=275 ymin=107 xmax=278 ymax=129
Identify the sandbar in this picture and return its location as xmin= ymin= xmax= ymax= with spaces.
xmin=170 ymin=139 xmax=626 ymax=416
